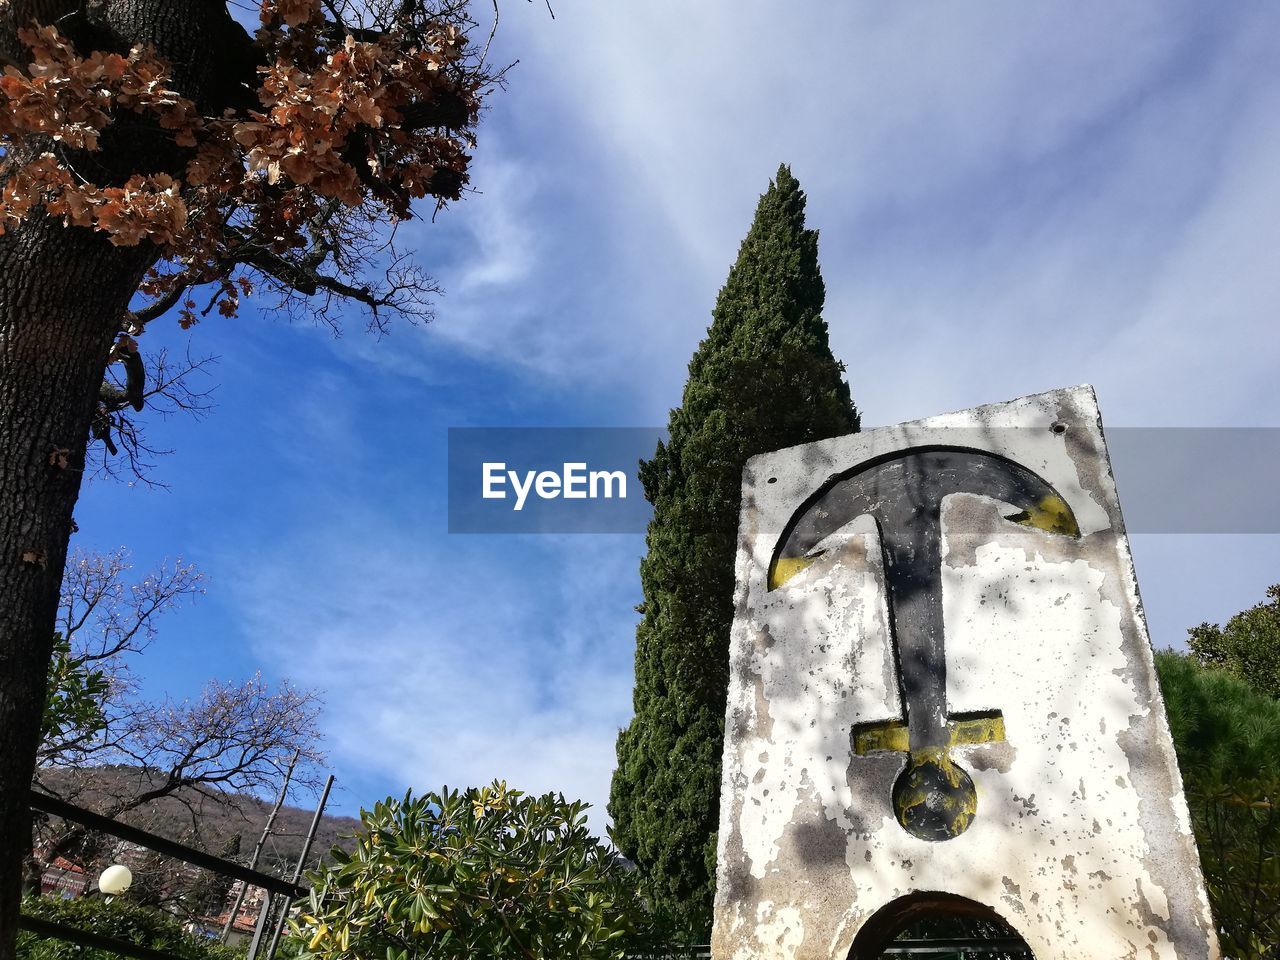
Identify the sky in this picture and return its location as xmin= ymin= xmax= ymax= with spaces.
xmin=72 ymin=1 xmax=1280 ymax=828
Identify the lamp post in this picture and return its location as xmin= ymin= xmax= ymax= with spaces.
xmin=98 ymin=864 xmax=133 ymax=898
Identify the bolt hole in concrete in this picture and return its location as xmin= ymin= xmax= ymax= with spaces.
xmin=768 ymin=476 xmax=778 ymax=483
xmin=849 ymin=893 xmax=1034 ymax=960
xmin=1050 ymin=420 xmax=1068 ymax=434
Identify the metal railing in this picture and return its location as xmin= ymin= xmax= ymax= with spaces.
xmin=21 ymin=788 xmax=312 ymax=960
xmin=882 ymin=938 xmax=1031 ymax=956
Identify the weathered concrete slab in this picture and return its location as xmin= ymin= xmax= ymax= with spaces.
xmin=711 ymin=385 xmax=1218 ymax=960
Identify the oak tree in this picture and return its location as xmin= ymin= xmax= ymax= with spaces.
xmin=0 ymin=2 xmax=493 ymax=956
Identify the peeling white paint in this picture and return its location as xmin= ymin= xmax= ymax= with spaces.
xmin=734 ymin=904 xmax=806 ymax=960
xmin=712 ymin=386 xmax=1219 ymax=960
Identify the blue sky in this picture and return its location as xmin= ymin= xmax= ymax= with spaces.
xmin=72 ymin=2 xmax=1280 ymax=827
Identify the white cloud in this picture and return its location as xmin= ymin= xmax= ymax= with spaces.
xmin=230 ymin=517 xmax=641 ymax=832
xmin=212 ymin=0 xmax=1280 ymax=836
xmin=814 ymin=17 xmax=1280 ymax=429
xmin=371 ymin=1 xmax=1274 ymax=426
xmin=259 ymin=3 xmax=1280 ymax=429
xmin=519 ymin=2 xmax=1190 ymax=267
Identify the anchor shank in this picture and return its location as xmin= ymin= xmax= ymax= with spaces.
xmin=878 ymin=517 xmax=949 ymax=751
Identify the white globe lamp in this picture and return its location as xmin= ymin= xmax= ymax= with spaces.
xmin=98 ymin=864 xmax=133 ymax=897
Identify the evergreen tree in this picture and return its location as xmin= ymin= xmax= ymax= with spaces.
xmin=1156 ymin=651 xmax=1280 ymax=957
xmin=609 ymin=165 xmax=859 ymax=938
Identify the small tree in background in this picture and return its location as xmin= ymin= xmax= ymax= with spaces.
xmin=1188 ymin=584 xmax=1280 ymax=699
xmin=31 ymin=549 xmax=324 ymax=919
xmin=609 ymin=165 xmax=860 ymax=937
xmin=289 ymin=782 xmax=669 ymax=960
xmin=1157 ymin=651 xmax=1280 ymax=959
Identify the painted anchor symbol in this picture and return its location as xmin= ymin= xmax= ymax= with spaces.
xmin=767 ymin=446 xmax=1081 ymax=841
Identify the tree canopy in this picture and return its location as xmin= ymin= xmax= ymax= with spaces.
xmin=1188 ymin=584 xmax=1280 ymax=700
xmin=1 ymin=0 xmax=486 ymax=328
xmin=608 ymin=165 xmax=859 ymax=938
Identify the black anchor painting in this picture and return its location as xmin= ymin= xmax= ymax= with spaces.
xmin=767 ymin=446 xmax=1082 ymax=841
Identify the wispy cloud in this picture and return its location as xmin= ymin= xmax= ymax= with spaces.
xmin=228 ymin=503 xmax=641 ymax=829
xmin=367 ymin=1 xmax=1280 ymax=424
xmin=115 ymin=0 xmax=1280 ymax=829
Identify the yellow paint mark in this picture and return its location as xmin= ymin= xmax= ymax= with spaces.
xmin=1010 ymin=493 xmax=1080 ymax=537
xmin=768 ymin=555 xmax=816 ymax=590
xmin=855 ymin=715 xmax=1005 ymax=755
xmin=854 ymin=720 xmax=909 ymax=755
xmin=949 ymin=714 xmax=1006 ymax=746
xmin=906 ymin=748 xmax=966 ymax=784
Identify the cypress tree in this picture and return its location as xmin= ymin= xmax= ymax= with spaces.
xmin=1155 ymin=652 xmax=1280 ymax=955
xmin=609 ymin=165 xmax=860 ymax=937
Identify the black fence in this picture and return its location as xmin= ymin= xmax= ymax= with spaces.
xmin=22 ymin=788 xmax=307 ymax=960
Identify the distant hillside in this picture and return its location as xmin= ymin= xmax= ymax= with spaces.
xmin=34 ymin=765 xmax=361 ymax=876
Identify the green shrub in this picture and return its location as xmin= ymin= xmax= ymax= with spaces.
xmin=1187 ymin=584 xmax=1280 ymax=699
xmin=288 ymin=782 xmax=671 ymax=960
xmin=18 ymin=894 xmax=241 ymax=960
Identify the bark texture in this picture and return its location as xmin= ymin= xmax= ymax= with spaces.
xmin=0 ymin=5 xmax=255 ymax=957
xmin=0 ymin=218 xmax=152 ymax=957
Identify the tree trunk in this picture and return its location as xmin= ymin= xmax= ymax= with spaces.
xmin=0 ymin=5 xmax=257 ymax=957
xmin=0 ymin=215 xmax=153 ymax=959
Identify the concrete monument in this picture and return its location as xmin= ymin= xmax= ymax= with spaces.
xmin=711 ymin=386 xmax=1218 ymax=960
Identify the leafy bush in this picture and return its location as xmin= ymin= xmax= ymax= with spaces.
xmin=1188 ymin=583 xmax=1280 ymax=699
xmin=1157 ymin=651 xmax=1280 ymax=959
xmin=18 ymin=894 xmax=240 ymax=960
xmin=288 ymin=782 xmax=671 ymax=960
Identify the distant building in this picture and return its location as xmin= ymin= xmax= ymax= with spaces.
xmin=39 ymin=856 xmax=91 ymax=899
xmin=192 ymin=881 xmax=265 ymax=945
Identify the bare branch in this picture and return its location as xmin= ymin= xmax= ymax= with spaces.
xmin=35 ymin=581 xmax=327 ymax=893
xmin=58 ymin=548 xmax=206 ymax=666
xmin=89 ymin=347 xmax=218 ymax=484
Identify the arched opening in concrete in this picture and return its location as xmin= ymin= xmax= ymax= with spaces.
xmin=848 ymin=892 xmax=1034 ymax=960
